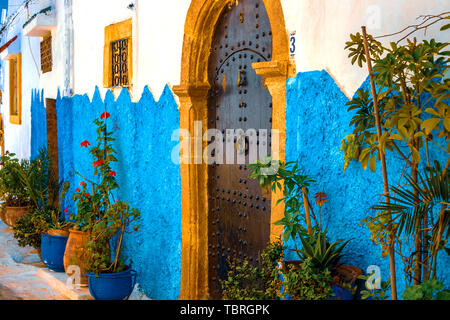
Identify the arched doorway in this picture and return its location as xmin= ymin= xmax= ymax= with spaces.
xmin=207 ymin=0 xmax=275 ymax=299
xmin=173 ymin=0 xmax=293 ymax=300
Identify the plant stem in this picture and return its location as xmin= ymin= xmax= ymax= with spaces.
xmin=302 ymin=187 xmax=312 ymax=236
xmin=432 ymin=155 xmax=450 ymax=267
xmin=362 ymin=26 xmax=397 ymax=300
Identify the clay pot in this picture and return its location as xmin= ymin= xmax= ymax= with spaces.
xmin=63 ymin=229 xmax=89 ymax=286
xmin=3 ymin=206 xmax=31 ymax=228
xmin=0 ymin=205 xmax=5 ymax=226
xmin=47 ymin=229 xmax=70 ymax=237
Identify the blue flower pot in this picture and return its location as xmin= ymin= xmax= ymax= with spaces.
xmin=40 ymin=232 xmax=69 ymax=272
xmin=86 ymin=268 xmax=137 ymax=300
xmin=332 ymin=284 xmax=357 ymax=300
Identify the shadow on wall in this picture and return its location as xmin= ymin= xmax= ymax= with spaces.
xmin=52 ymin=85 xmax=181 ymax=300
xmin=285 ymin=69 xmax=450 ymax=297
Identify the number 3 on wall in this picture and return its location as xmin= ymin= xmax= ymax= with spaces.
xmin=289 ymin=31 xmax=296 ymax=60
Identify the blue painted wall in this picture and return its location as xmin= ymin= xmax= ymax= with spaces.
xmin=285 ymin=70 xmax=450 ymax=297
xmin=30 ymin=89 xmax=47 ymax=160
xmin=29 ymin=70 xmax=448 ymax=300
xmin=55 ymin=86 xmax=181 ymax=300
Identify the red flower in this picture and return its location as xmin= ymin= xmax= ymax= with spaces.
xmin=93 ymin=160 xmax=104 ymax=167
xmin=85 ymin=192 xmax=90 ymax=197
xmin=100 ymin=112 xmax=110 ymax=120
xmin=314 ymin=192 xmax=328 ymax=207
xmin=75 ymin=188 xmax=80 ymax=192
xmin=108 ymin=171 xmax=116 ymax=176
xmin=64 ymin=209 xmax=68 ymax=213
xmin=80 ymin=140 xmax=90 ymax=148
xmin=80 ymin=181 xmax=86 ymax=187
xmin=5 ymin=150 xmax=9 ymax=154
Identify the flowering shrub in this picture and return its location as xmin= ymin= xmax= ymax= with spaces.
xmin=71 ymin=111 xmax=140 ymax=273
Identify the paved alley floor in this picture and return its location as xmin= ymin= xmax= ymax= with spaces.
xmin=0 ymin=221 xmax=67 ymax=300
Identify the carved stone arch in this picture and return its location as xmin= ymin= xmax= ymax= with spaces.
xmin=173 ymin=0 xmax=294 ymax=300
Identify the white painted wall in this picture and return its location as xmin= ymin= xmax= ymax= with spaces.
xmin=0 ymin=0 xmax=74 ymax=159
xmin=1 ymin=0 xmax=37 ymax=160
xmin=71 ymin=0 xmax=189 ymax=101
xmin=70 ymin=0 xmax=449 ymax=101
xmin=1 ymin=0 xmax=449 ymax=159
xmin=283 ymin=0 xmax=450 ymax=98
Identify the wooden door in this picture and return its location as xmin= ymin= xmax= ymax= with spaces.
xmin=207 ymin=0 xmax=273 ymax=298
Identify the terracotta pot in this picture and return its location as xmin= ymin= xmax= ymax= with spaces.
xmin=0 ymin=205 xmax=5 ymax=226
xmin=3 ymin=206 xmax=31 ymax=228
xmin=46 ymin=229 xmax=70 ymax=237
xmin=332 ymin=265 xmax=363 ymax=286
xmin=63 ymin=229 xmax=89 ymax=286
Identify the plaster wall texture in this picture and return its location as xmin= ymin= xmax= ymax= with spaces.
xmin=3 ymin=0 xmax=450 ymax=159
xmin=282 ymin=0 xmax=449 ymax=98
xmin=285 ymin=70 xmax=450 ymax=297
xmin=0 ymin=0 xmax=70 ymax=159
xmin=55 ymin=85 xmax=181 ymax=300
xmin=30 ymin=88 xmax=46 ymax=159
xmin=70 ymin=0 xmax=449 ymax=101
xmin=71 ymin=0 xmax=189 ymax=101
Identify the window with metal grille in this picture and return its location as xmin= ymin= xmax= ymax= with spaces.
xmin=40 ymin=35 xmax=52 ymax=73
xmin=9 ymin=54 xmax=22 ymax=125
xmin=11 ymin=58 xmax=18 ymax=116
xmin=111 ymin=38 xmax=129 ymax=87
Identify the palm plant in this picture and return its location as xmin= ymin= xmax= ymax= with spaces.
xmin=372 ymin=161 xmax=450 ymax=280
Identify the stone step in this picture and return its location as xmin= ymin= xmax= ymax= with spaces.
xmin=37 ymin=269 xmax=93 ymax=300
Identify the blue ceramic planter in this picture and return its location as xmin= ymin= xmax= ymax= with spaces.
xmin=332 ymin=284 xmax=357 ymax=300
xmin=40 ymin=233 xmax=68 ymax=272
xmin=86 ymin=268 xmax=137 ymax=300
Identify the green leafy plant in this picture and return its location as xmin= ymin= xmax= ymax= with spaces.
xmin=221 ymin=240 xmax=284 ymax=300
xmin=72 ymin=111 xmax=141 ymax=274
xmin=343 ymin=15 xmax=450 ymax=289
xmin=13 ymin=211 xmax=41 ymax=249
xmin=372 ymin=162 xmax=450 ymax=282
xmin=295 ymin=230 xmax=350 ymax=271
xmin=248 ymin=156 xmax=315 ymax=243
xmin=249 ymin=157 xmax=351 ymax=272
xmin=280 ymin=257 xmax=334 ymax=300
xmin=0 ymin=152 xmax=31 ymax=207
xmin=12 ymin=150 xmax=71 ymax=248
xmin=402 ymin=279 xmax=450 ymax=300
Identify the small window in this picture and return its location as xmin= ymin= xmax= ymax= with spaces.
xmin=111 ymin=38 xmax=129 ymax=87
xmin=9 ymin=54 xmax=21 ymax=125
xmin=103 ymin=19 xmax=132 ymax=88
xmin=40 ymin=35 xmax=52 ymax=73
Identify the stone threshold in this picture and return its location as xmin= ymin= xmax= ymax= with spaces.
xmin=37 ymin=269 xmax=93 ymax=300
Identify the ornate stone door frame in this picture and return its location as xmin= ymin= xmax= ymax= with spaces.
xmin=173 ymin=0 xmax=294 ymax=300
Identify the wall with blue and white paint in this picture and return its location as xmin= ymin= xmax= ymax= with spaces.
xmin=284 ymin=70 xmax=450 ymax=297
xmin=21 ymin=0 xmax=450 ymax=300
xmin=55 ymin=86 xmax=181 ymax=300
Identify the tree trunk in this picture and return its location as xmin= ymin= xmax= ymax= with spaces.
xmin=361 ymin=26 xmax=397 ymax=300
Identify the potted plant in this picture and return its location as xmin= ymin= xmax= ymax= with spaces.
xmin=13 ymin=149 xmax=72 ymax=272
xmin=221 ymin=240 xmax=284 ymax=300
xmin=248 ymin=157 xmax=361 ymax=300
xmin=83 ymin=199 xmax=140 ymax=300
xmin=0 ymin=152 xmax=32 ymax=228
xmin=69 ymin=111 xmax=140 ymax=299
